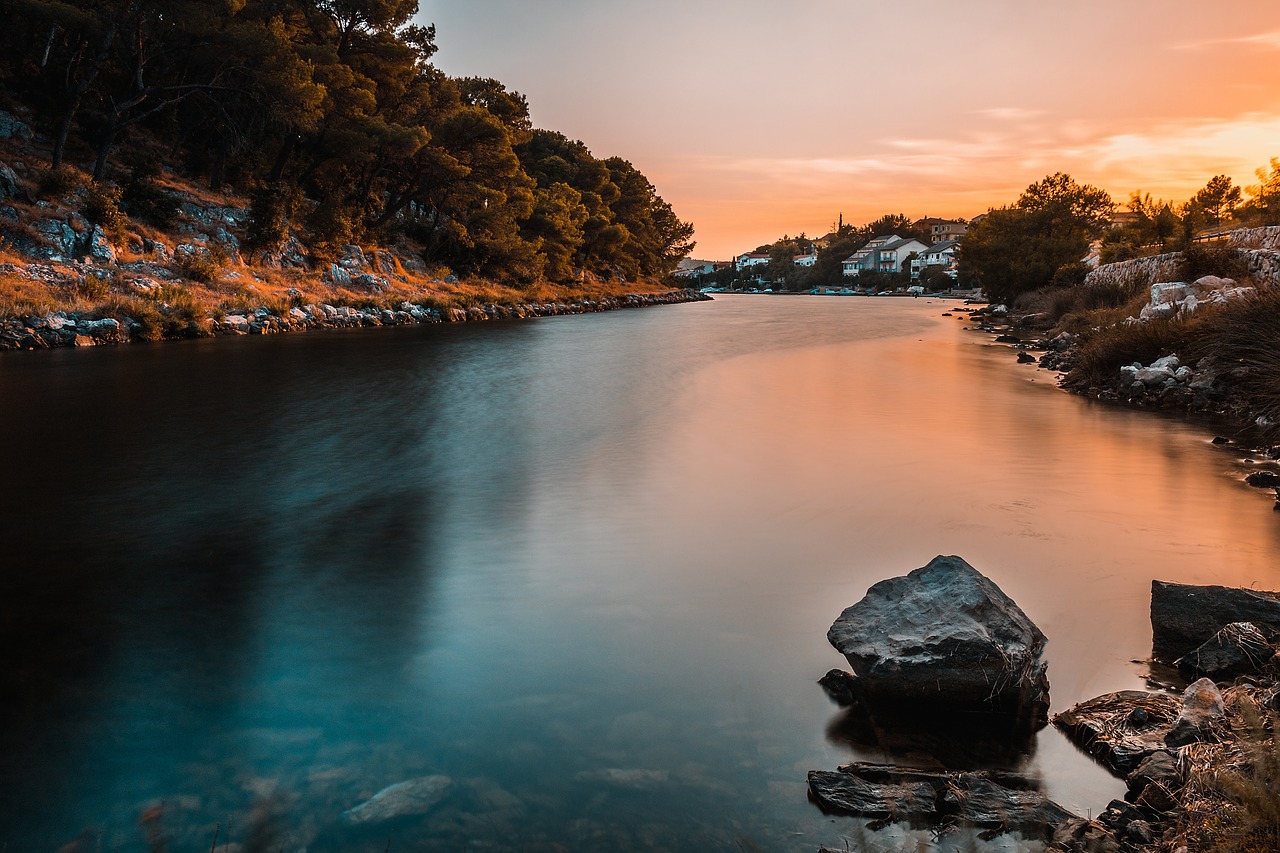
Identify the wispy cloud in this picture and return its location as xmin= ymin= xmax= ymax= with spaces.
xmin=1171 ymin=29 xmax=1280 ymax=51
xmin=975 ymin=107 xmax=1045 ymax=122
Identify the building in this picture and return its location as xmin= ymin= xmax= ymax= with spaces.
xmin=842 ymin=235 xmax=930 ymax=277
xmin=909 ymin=241 xmax=959 ymax=280
xmin=929 ymin=219 xmax=968 ymax=243
xmin=793 ymin=251 xmax=818 ymax=267
xmin=735 ymin=252 xmax=771 ymax=271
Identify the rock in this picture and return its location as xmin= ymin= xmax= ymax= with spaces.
xmin=1175 ymin=621 xmax=1275 ymax=680
xmin=37 ymin=219 xmax=81 ymax=258
xmin=87 ymin=226 xmax=115 ymax=263
xmin=1052 ymin=817 xmax=1122 ymax=853
xmin=807 ymin=763 xmax=1075 ymax=833
xmin=807 ymin=769 xmax=937 ymax=821
xmin=1126 ymin=819 xmax=1154 ymax=845
xmin=1150 ymin=282 xmax=1190 ymax=305
xmin=1125 ymin=750 xmax=1182 ymax=803
xmin=1151 ymin=580 xmax=1280 ymax=662
xmin=1135 ymin=366 xmax=1175 ymax=387
xmin=340 ymin=775 xmax=452 ymax=826
xmin=817 ymin=669 xmax=859 ymax=706
xmin=1150 ymin=354 xmax=1181 ymax=371
xmin=1017 ymin=351 xmax=1036 ymax=364
xmin=1246 ymin=470 xmax=1280 ymax=488
xmin=1165 ymin=678 xmax=1225 ymax=747
xmin=1053 ymin=691 xmax=1181 ymax=774
xmin=0 ymin=111 xmax=34 ymax=141
xmin=826 ymin=555 xmax=1049 ymax=724
xmin=0 ymin=160 xmax=20 ymax=199
xmin=327 ymin=263 xmax=352 ymax=286
xmin=995 ymin=333 xmax=1021 ymax=343
xmin=574 ymin=768 xmax=668 ymax=789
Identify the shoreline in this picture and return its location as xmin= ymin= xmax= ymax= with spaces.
xmin=0 ymin=288 xmax=712 ymax=353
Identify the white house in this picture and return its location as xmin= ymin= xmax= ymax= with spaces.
xmin=842 ymin=235 xmax=929 ymax=277
xmin=735 ymin=252 xmax=771 ymax=271
xmin=909 ymin=240 xmax=959 ymax=280
xmin=793 ymin=251 xmax=818 ymax=267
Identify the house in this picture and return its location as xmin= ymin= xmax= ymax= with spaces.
xmin=842 ymin=235 xmax=930 ymax=277
xmin=929 ymin=219 xmax=968 ymax=243
xmin=735 ymin=252 xmax=771 ymax=271
xmin=674 ymin=258 xmax=718 ymax=279
xmin=909 ymin=240 xmax=959 ymax=280
xmin=793 ymin=251 xmax=818 ymax=267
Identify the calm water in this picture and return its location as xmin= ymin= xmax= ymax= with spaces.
xmin=2 ymin=295 xmax=1278 ymax=852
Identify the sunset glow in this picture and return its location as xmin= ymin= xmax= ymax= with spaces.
xmin=424 ymin=0 xmax=1280 ymax=258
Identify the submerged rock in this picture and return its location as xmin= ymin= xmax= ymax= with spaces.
xmin=826 ymin=555 xmax=1049 ymax=725
xmin=807 ymin=763 xmax=1075 ymax=834
xmin=1150 ymin=580 xmax=1280 ymax=662
xmin=340 ymin=775 xmax=453 ymax=826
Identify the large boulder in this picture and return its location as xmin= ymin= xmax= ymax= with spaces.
xmin=826 ymin=555 xmax=1049 ymax=724
xmin=1151 ymin=580 xmax=1280 ymax=662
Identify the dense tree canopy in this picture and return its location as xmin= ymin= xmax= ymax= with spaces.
xmin=0 ymin=0 xmax=694 ymax=283
xmin=958 ymin=173 xmax=1113 ymax=304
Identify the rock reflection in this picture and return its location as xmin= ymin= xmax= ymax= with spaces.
xmin=825 ymin=701 xmax=1040 ymax=771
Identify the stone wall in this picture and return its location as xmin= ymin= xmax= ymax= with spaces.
xmin=1084 ymin=227 xmax=1280 ymax=292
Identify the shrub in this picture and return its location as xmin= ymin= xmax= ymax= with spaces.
xmin=82 ymin=181 xmax=129 ymax=245
xmin=1064 ymin=314 xmax=1201 ymax=391
xmin=37 ymin=166 xmax=81 ymax=198
xmin=1181 ymin=241 xmax=1249 ymax=282
xmin=122 ymin=173 xmax=178 ymax=230
xmin=245 ymin=184 xmax=299 ymax=255
xmin=1195 ymin=288 xmax=1280 ymax=432
xmin=73 ymin=274 xmax=112 ymax=302
xmin=175 ymin=245 xmax=226 ymax=283
xmin=1050 ymin=261 xmax=1091 ymax=289
xmin=305 ymin=197 xmax=358 ymax=264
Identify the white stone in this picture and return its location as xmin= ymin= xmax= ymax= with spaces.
xmin=1150 ymin=354 xmax=1181 ymax=371
xmin=1150 ymin=282 xmax=1189 ymax=305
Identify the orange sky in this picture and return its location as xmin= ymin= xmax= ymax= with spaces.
xmin=423 ymin=0 xmax=1280 ymax=260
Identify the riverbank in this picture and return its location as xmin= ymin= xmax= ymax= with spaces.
xmin=0 ymin=287 xmax=711 ymax=351
xmin=0 ymin=113 xmax=705 ymax=353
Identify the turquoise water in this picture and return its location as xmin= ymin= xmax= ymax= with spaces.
xmin=2 ymin=295 xmax=1277 ymax=851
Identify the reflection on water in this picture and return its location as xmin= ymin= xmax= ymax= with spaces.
xmin=1 ymin=295 xmax=1278 ymax=851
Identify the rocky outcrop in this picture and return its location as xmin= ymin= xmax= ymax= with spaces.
xmin=826 ymin=555 xmax=1049 ymax=725
xmin=340 ymin=775 xmax=453 ymax=826
xmin=1150 ymin=579 xmax=1280 ymax=662
xmin=1163 ymin=677 xmax=1225 ymax=748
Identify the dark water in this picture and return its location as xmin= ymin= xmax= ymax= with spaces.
xmin=2 ymin=295 xmax=1278 ymax=852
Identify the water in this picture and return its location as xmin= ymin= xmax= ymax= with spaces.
xmin=1 ymin=295 xmax=1277 ymax=852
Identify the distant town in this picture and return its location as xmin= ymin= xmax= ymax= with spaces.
xmin=676 ymin=215 xmax=979 ymax=296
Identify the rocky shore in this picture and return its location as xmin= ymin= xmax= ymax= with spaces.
xmin=810 ymin=557 xmax=1280 ymax=853
xmin=0 ymin=287 xmax=711 ymax=352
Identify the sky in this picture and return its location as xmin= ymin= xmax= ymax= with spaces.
xmin=419 ymin=0 xmax=1280 ymax=260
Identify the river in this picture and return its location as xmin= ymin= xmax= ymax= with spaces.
xmin=1 ymin=294 xmax=1277 ymax=852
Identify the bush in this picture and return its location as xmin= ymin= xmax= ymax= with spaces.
xmin=1195 ymin=288 xmax=1280 ymax=432
xmin=1050 ymin=261 xmax=1091 ymax=289
xmin=1064 ymin=314 xmax=1201 ymax=391
xmin=245 ymin=184 xmax=299 ymax=255
xmin=175 ymin=246 xmax=224 ymax=283
xmin=122 ymin=173 xmax=178 ymax=230
xmin=37 ymin=166 xmax=81 ymax=198
xmin=1181 ymin=241 xmax=1249 ymax=282
xmin=305 ymin=197 xmax=358 ymax=264
xmin=73 ymin=274 xmax=112 ymax=302
xmin=82 ymin=181 xmax=129 ymax=245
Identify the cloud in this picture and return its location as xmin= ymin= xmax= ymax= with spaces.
xmin=1172 ymin=29 xmax=1280 ymax=51
xmin=975 ymin=107 xmax=1045 ymax=122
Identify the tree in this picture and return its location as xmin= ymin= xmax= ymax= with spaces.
xmin=1244 ymin=158 xmax=1280 ymax=225
xmin=958 ymin=173 xmax=1113 ymax=304
xmin=1187 ymin=174 xmax=1241 ymax=226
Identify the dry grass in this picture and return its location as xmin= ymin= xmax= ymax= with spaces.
xmin=1192 ymin=288 xmax=1280 ymax=431
xmin=1063 ymin=312 xmax=1205 ymax=391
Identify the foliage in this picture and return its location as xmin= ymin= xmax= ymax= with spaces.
xmin=81 ymin=181 xmax=128 ymax=244
xmin=959 ymin=173 xmax=1113 ymax=304
xmin=121 ymin=159 xmax=179 ymax=230
xmin=245 ymin=184 xmax=300 ymax=256
xmin=1050 ymin=261 xmax=1091 ymax=289
xmin=1188 ymin=174 xmax=1242 ymax=226
xmin=36 ymin=166 xmax=81 ymax=199
xmin=1180 ymin=241 xmax=1249 ymax=282
xmin=1064 ymin=314 xmax=1200 ymax=391
xmin=176 ymin=247 xmax=224 ymax=283
xmin=1244 ymin=157 xmax=1280 ymax=225
xmin=0 ymin=0 xmax=693 ymax=285
xmin=1195 ymin=288 xmax=1280 ymax=433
